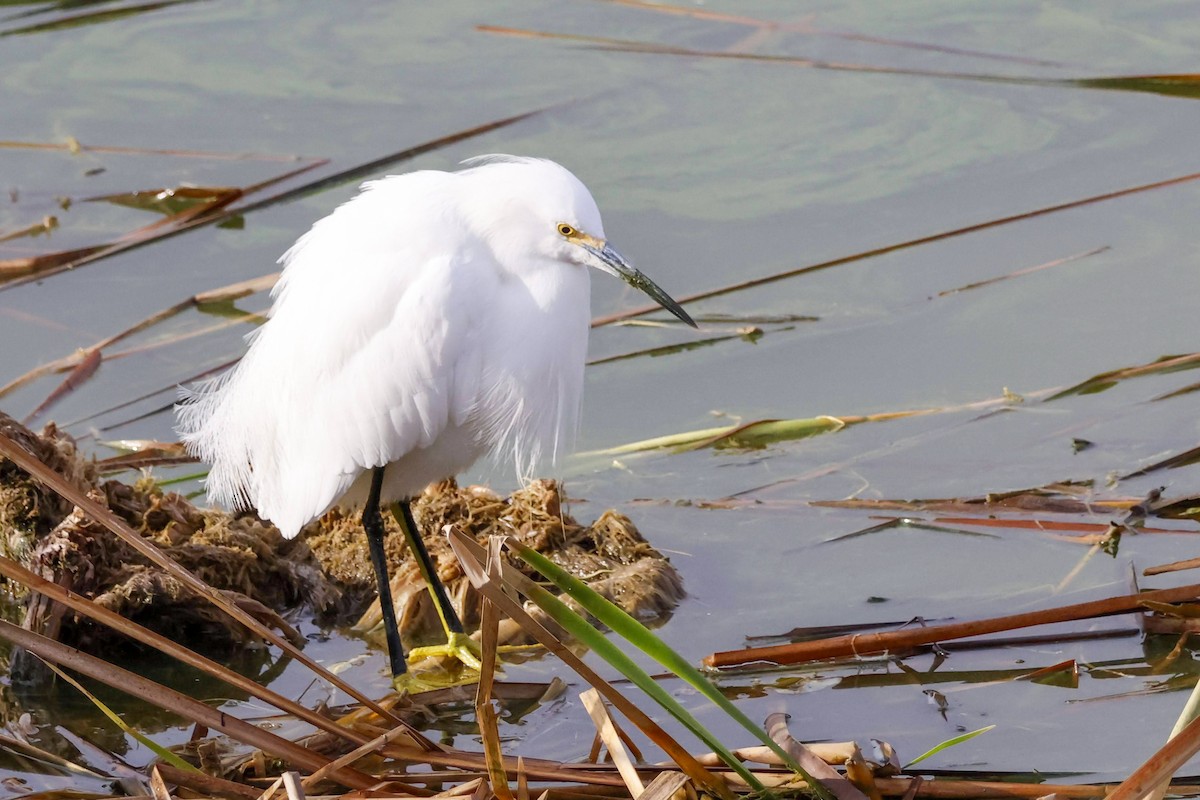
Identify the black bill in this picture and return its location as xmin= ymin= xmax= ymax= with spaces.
xmin=583 ymin=242 xmax=697 ymax=328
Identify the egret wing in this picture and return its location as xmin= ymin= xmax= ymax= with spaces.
xmin=179 ymin=171 xmax=492 ymax=536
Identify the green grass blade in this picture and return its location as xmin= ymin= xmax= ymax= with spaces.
xmin=516 ymin=575 xmax=769 ymax=793
xmin=42 ymin=660 xmax=198 ymax=772
xmin=904 ymin=725 xmax=996 ymax=768
xmin=511 ymin=541 xmax=837 ymax=800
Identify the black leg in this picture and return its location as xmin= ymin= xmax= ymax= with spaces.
xmin=363 ymin=467 xmax=406 ymax=679
xmin=394 ymin=500 xmax=465 ymax=635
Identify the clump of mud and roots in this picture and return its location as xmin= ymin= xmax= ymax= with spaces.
xmin=310 ymin=479 xmax=685 ymax=650
xmin=0 ymin=412 xmax=683 ymax=671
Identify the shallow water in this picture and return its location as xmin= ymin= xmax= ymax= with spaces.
xmin=3 ymin=0 xmax=1200 ymax=790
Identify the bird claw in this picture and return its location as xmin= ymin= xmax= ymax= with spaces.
xmin=388 ymin=628 xmax=559 ymax=694
xmin=391 ymin=667 xmax=473 ymax=694
xmin=408 ymin=631 xmax=485 ymax=672
xmin=389 ymin=635 xmax=550 ymax=694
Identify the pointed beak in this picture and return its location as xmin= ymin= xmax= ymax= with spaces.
xmin=582 ymin=241 xmax=697 ymax=328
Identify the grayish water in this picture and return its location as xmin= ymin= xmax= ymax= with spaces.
xmin=3 ymin=0 xmax=1200 ymax=790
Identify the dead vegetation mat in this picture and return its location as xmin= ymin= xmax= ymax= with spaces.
xmin=0 ymin=412 xmax=682 ymax=661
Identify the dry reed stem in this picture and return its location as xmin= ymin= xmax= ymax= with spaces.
xmin=0 ymin=272 xmax=273 ymax=400
xmin=0 ymin=620 xmax=377 ymax=789
xmin=706 ymin=582 xmax=1200 ymax=668
xmin=600 ymin=0 xmax=1065 ymax=66
xmin=0 ymin=139 xmax=316 ymax=160
xmin=0 ymin=109 xmax=545 ymax=293
xmin=0 ymin=552 xmax=399 ymax=751
xmin=934 ymin=246 xmax=1108 ymax=297
xmin=1106 ymin=714 xmax=1200 ymax=800
xmin=690 ymin=742 xmax=859 ymax=768
xmin=148 ymin=765 xmax=171 ymax=800
xmin=1050 ymin=352 xmax=1200 ymax=401
xmin=477 ymin=26 xmax=1070 ymax=86
xmin=0 ymin=161 xmax=323 ymax=288
xmin=1146 ymin=557 xmax=1200 ymax=576
xmin=155 ymin=763 xmax=264 ymax=799
xmin=21 ymin=348 xmax=101 ymax=423
xmin=580 ymin=690 xmax=643 ymax=797
xmin=765 ymin=713 xmax=867 ymax=800
xmin=445 ymin=529 xmax=734 ymax=800
xmin=869 ymin=779 xmax=1174 ymax=799
xmin=0 ymin=426 xmax=411 ymax=729
xmin=636 ymin=772 xmax=692 ymax=800
xmin=300 ymin=726 xmax=420 ymax=792
xmin=283 ymin=772 xmax=306 ymax=800
xmin=381 ymin=743 xmax=630 ymax=788
xmin=585 ymin=165 xmax=1200 ymax=326
xmin=477 ymin=537 xmax=513 ymax=800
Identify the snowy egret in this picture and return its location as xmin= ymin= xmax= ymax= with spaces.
xmin=177 ymin=155 xmax=696 ymax=685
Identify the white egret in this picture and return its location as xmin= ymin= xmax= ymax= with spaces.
xmin=177 ymin=155 xmax=696 ymax=686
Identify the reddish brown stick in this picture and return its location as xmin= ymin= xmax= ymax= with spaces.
xmin=872 ymin=778 xmax=1136 ymax=798
xmin=705 ymin=583 xmax=1200 ymax=668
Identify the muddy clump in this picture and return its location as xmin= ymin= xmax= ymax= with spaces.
xmin=0 ymin=413 xmax=346 ymax=665
xmin=0 ymin=413 xmax=95 ymax=566
xmin=306 ymin=478 xmax=685 ymax=648
xmin=0 ymin=410 xmax=684 ymax=666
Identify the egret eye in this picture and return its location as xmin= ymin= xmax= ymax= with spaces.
xmin=557 ymin=223 xmax=577 ymax=237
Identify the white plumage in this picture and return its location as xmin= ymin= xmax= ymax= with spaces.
xmin=179 ymin=155 xmax=698 ymax=542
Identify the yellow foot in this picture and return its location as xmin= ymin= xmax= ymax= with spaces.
xmin=409 ymin=631 xmax=484 ymax=672
xmin=391 ymin=665 xmax=475 ymax=694
xmin=389 ymin=636 xmax=546 ymax=694
xmin=388 ymin=633 xmax=484 ymax=694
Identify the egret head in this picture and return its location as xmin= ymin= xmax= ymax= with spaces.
xmin=459 ymin=155 xmax=696 ymax=327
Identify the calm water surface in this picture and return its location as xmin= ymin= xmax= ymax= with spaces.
xmin=2 ymin=0 xmax=1200 ymax=790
